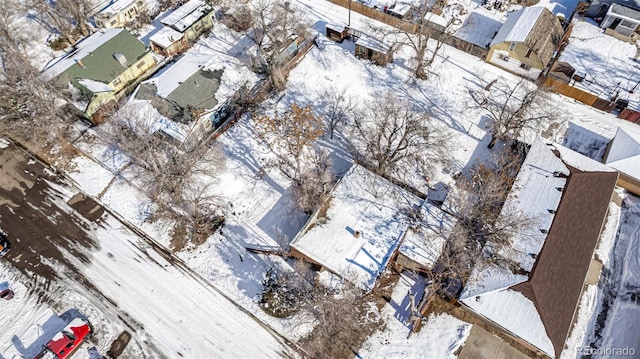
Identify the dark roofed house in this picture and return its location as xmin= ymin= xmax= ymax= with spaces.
xmin=459 ymin=138 xmax=618 ymax=358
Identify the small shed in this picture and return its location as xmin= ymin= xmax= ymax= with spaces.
xmin=601 ymin=3 xmax=640 ymax=37
xmin=325 ymin=24 xmax=348 ymax=43
xmin=149 ymin=27 xmax=187 ymax=56
xmin=355 ymin=34 xmax=393 ymax=66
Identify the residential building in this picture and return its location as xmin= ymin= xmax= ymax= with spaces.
xmin=150 ymin=0 xmax=215 ymax=56
xmin=94 ymin=0 xmax=147 ymax=29
xmin=603 ymin=127 xmax=640 ymax=195
xmin=459 ymin=138 xmax=619 ymax=358
xmin=486 ymin=7 xmax=564 ymax=79
xmin=289 ymin=164 xmax=448 ymax=291
xmin=600 ymin=2 xmax=640 ymax=37
xmin=42 ymin=28 xmax=156 ymax=118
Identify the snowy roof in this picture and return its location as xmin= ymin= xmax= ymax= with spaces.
xmin=95 ymin=0 xmax=137 ymax=17
xmin=461 ymin=138 xmax=618 ymax=357
xmin=537 ymin=0 xmax=579 ymax=18
xmin=424 ymin=11 xmax=449 ymax=28
xmin=149 ymin=27 xmax=185 ymax=49
xmin=608 ymin=2 xmax=640 ymax=20
xmin=399 ymin=202 xmax=453 ymax=270
xmin=77 ymin=78 xmax=113 ymax=93
xmin=325 ymin=23 xmax=347 ymax=33
xmin=461 ymin=289 xmax=555 ymax=356
xmin=490 ymin=7 xmax=545 ymax=46
xmin=461 ymin=139 xmax=568 ymax=298
xmin=605 ymin=127 xmax=640 ymax=180
xmin=558 ymin=18 xmax=640 ymax=111
xmin=550 ymin=141 xmax=617 ymax=173
xmin=41 ymin=28 xmax=124 ymax=80
xmin=161 ymin=0 xmax=213 ymax=32
xmin=143 ymin=50 xmax=213 ymax=98
xmin=356 ymin=34 xmax=392 ymax=54
xmin=454 ymin=12 xmax=503 ymax=48
xmin=290 ymin=165 xmax=421 ymax=291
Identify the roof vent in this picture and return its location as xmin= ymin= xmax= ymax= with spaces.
xmin=556 ymin=187 xmax=563 ymax=192
xmin=547 ymin=209 xmax=556 ymax=214
xmin=540 ymin=229 xmax=548 ymax=234
xmin=113 ymin=53 xmax=127 ymax=67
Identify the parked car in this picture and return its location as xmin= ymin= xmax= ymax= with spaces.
xmin=35 ymin=317 xmax=92 ymax=359
xmin=0 ymin=281 xmax=13 ymax=300
xmin=0 ymin=233 xmax=11 ymax=257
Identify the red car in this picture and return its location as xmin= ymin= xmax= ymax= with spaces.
xmin=36 ymin=317 xmax=92 ymax=359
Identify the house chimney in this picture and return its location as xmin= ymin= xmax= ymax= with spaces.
xmin=354 ymin=230 xmax=361 ymax=238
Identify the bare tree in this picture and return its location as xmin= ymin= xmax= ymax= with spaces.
xmin=322 ymin=87 xmax=356 ymax=140
xmin=244 ymin=0 xmax=308 ymax=91
xmin=371 ymin=3 xmax=457 ymax=80
xmin=159 ymin=0 xmax=188 ymax=11
xmin=445 ymin=148 xmax=534 ymax=280
xmin=103 ymin=105 xmax=225 ymax=249
xmin=28 ymin=0 xmax=94 ymax=46
xmin=254 ymin=103 xmax=333 ymax=214
xmin=470 ymin=78 xmax=557 ymax=149
xmin=351 ymin=94 xmax=448 ymax=177
xmin=0 ymin=1 xmax=67 ymax=147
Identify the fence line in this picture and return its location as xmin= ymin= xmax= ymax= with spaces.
xmin=325 ymin=0 xmax=418 ymax=33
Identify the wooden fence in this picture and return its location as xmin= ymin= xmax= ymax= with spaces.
xmin=327 ymin=0 xmax=490 ymax=60
xmin=544 ymin=76 xmax=602 ymax=106
xmin=325 ymin=0 xmax=418 ymax=33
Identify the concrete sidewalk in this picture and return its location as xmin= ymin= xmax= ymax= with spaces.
xmin=458 ymin=325 xmax=531 ymax=359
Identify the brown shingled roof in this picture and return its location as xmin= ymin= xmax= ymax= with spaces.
xmin=525 ymin=8 xmax=564 ymax=67
xmin=513 ymin=166 xmax=618 ymax=356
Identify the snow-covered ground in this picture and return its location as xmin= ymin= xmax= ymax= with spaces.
xmin=359 ymin=271 xmax=471 ymax=358
xmin=5 ymin=0 xmax=640 ymax=356
xmin=559 ymin=17 xmax=640 ymax=112
xmin=579 ymin=193 xmax=640 ymax=358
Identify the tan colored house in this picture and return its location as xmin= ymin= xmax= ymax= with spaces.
xmin=603 ymin=127 xmax=640 ymax=195
xmin=486 ymin=7 xmax=564 ymax=79
xmin=149 ymin=27 xmax=188 ymax=57
xmin=355 ymin=34 xmax=393 ymax=66
xmin=94 ymin=0 xmax=147 ymax=29
xmin=42 ymin=29 xmax=155 ymax=118
xmin=150 ymin=0 xmax=215 ymax=56
xmin=162 ymin=1 xmax=215 ymax=40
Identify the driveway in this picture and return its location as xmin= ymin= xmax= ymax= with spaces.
xmin=458 ymin=325 xmax=532 ymax=359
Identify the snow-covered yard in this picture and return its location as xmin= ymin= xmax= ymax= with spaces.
xmin=558 ymin=17 xmax=640 ymax=111
xmin=64 ymin=0 xmax=640 ymax=354
xmin=5 ymin=0 xmax=640 ymax=356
